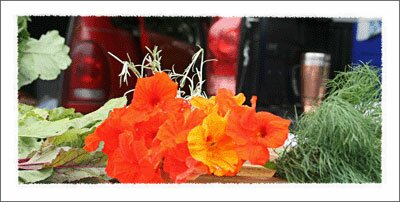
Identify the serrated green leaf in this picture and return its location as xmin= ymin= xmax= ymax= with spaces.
xmin=19 ymin=168 xmax=53 ymax=183
xmin=48 ymin=107 xmax=82 ymax=121
xmin=18 ymin=30 xmax=72 ymax=89
xmin=44 ymin=168 xmax=106 ymax=183
xmin=18 ymin=137 xmax=43 ymax=159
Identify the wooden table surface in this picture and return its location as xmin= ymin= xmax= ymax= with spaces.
xmin=190 ymin=164 xmax=286 ymax=183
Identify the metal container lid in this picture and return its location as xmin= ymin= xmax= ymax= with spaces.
xmin=302 ymin=52 xmax=330 ymax=67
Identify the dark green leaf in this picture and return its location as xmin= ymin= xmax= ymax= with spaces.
xmin=264 ymin=161 xmax=277 ymax=170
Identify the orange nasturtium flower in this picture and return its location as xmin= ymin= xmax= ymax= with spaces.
xmin=131 ymin=71 xmax=178 ymax=111
xmin=191 ymin=88 xmax=245 ymax=116
xmin=153 ymin=108 xmax=208 ymax=183
xmin=105 ymin=130 xmax=163 ymax=183
xmin=83 ymin=69 xmax=292 ymax=183
xmin=84 ymin=107 xmax=127 ymax=156
xmin=188 ymin=111 xmax=239 ymax=176
xmin=226 ymin=103 xmax=291 ymax=165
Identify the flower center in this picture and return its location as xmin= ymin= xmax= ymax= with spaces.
xmin=150 ymin=96 xmax=161 ymax=106
xmin=259 ymin=126 xmax=267 ymax=138
xmin=207 ymin=136 xmax=216 ymax=147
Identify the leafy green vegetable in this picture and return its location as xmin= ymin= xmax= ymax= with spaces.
xmin=18 ymin=146 xmax=108 ymax=183
xmin=18 ymin=97 xmax=127 ymax=139
xmin=43 ymin=168 xmax=107 ymax=183
xmin=47 ymin=128 xmax=93 ymax=148
xmin=48 ymin=107 xmax=83 ymax=121
xmin=19 ymin=118 xmax=72 ymax=139
xmin=18 ymin=97 xmax=127 ymax=182
xmin=18 ymin=137 xmax=42 ymax=159
xmin=18 ymin=30 xmax=72 ymax=88
xmin=68 ymin=96 xmax=127 ymax=129
xmin=19 ymin=168 xmax=53 ymax=184
xmin=276 ymin=64 xmax=382 ymax=183
xmin=45 ymin=148 xmax=107 ymax=168
xmin=17 ymin=16 xmax=30 ymax=42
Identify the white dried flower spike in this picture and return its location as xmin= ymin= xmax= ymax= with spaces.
xmin=118 ymin=61 xmax=131 ymax=87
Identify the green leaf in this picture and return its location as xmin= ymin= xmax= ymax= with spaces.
xmin=69 ymin=96 xmax=127 ymax=129
xmin=17 ymin=16 xmax=30 ymax=42
xmin=18 ymin=137 xmax=43 ymax=159
xmin=18 ymin=30 xmax=72 ymax=89
xmin=18 ymin=97 xmax=127 ymax=139
xmin=44 ymin=168 xmax=106 ymax=183
xmin=47 ymin=128 xmax=93 ymax=148
xmin=46 ymin=148 xmax=107 ymax=168
xmin=264 ymin=161 xmax=277 ymax=170
xmin=19 ymin=118 xmax=72 ymax=138
xmin=18 ymin=104 xmax=35 ymax=117
xmin=19 ymin=146 xmax=66 ymax=170
xmin=48 ymin=107 xmax=82 ymax=121
xmin=19 ymin=168 xmax=53 ymax=184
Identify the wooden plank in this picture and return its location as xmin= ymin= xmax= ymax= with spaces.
xmin=190 ymin=164 xmax=286 ymax=183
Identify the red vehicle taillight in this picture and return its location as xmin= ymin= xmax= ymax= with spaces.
xmin=207 ymin=17 xmax=241 ymax=96
xmin=65 ymin=41 xmax=110 ymax=102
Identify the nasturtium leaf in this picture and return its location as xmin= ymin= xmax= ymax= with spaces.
xmin=44 ymin=168 xmax=106 ymax=183
xmin=18 ymin=168 xmax=53 ymax=184
xmin=18 ymin=137 xmax=42 ymax=159
xmin=18 ymin=30 xmax=72 ymax=89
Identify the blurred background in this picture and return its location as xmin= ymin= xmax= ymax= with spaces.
xmin=18 ymin=16 xmax=382 ymax=122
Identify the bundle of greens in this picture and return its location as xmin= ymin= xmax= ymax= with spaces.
xmin=276 ymin=63 xmax=382 ymax=183
xmin=18 ymin=97 xmax=127 ymax=184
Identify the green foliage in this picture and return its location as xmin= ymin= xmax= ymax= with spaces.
xmin=48 ymin=107 xmax=83 ymax=121
xmin=19 ymin=146 xmax=107 ymax=183
xmin=18 ymin=137 xmax=42 ymax=159
xmin=18 ymin=97 xmax=127 ymax=139
xmin=43 ymin=168 xmax=107 ymax=183
xmin=276 ymin=63 xmax=382 ymax=183
xmin=47 ymin=128 xmax=93 ymax=148
xmin=18 ymin=30 xmax=72 ymax=88
xmin=17 ymin=16 xmax=72 ymax=89
xmin=264 ymin=161 xmax=277 ymax=170
xmin=19 ymin=168 xmax=53 ymax=184
xmin=45 ymin=148 xmax=107 ymax=168
xmin=68 ymin=96 xmax=127 ymax=129
xmin=18 ymin=97 xmax=127 ymax=183
xmin=17 ymin=16 xmax=30 ymax=42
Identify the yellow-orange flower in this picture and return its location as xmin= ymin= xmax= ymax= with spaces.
xmin=187 ymin=112 xmax=239 ymax=176
xmin=190 ymin=88 xmax=245 ymax=117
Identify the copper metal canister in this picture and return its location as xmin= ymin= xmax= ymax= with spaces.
xmin=300 ymin=52 xmax=331 ymax=113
